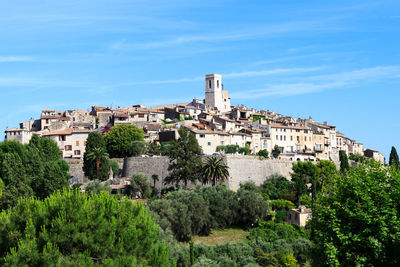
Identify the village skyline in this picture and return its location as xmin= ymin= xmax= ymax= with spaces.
xmin=0 ymin=0 xmax=399 ymax=157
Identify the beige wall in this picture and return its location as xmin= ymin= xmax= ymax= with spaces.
xmin=47 ymin=132 xmax=89 ymax=159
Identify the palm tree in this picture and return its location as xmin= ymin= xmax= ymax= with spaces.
xmin=202 ymin=157 xmax=229 ymax=186
xmin=86 ymin=147 xmax=109 ymax=180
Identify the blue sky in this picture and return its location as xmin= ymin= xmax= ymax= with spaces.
xmin=0 ymin=0 xmax=399 ymax=158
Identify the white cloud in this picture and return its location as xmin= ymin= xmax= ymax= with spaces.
xmin=0 ymin=56 xmax=35 ymax=62
xmin=109 ymin=19 xmax=338 ymax=51
xmin=114 ymin=67 xmax=324 ymax=87
xmin=230 ymin=66 xmax=400 ymax=99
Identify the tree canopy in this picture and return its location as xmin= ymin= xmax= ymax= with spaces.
xmin=389 ymin=146 xmax=399 ymax=170
xmin=104 ymin=124 xmax=144 ymax=158
xmin=164 ymin=127 xmax=202 ymax=187
xmin=202 ymin=157 xmax=229 ymax=186
xmin=83 ymin=132 xmax=111 ymax=181
xmin=312 ymin=161 xmax=400 ymax=266
xmin=0 ymin=137 xmax=69 ymax=210
xmin=0 ymin=190 xmax=171 ymax=266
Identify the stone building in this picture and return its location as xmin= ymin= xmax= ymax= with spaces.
xmin=4 ymin=128 xmax=33 ymax=144
xmin=286 ymin=206 xmax=312 ymax=227
xmin=42 ymin=128 xmax=91 ymax=158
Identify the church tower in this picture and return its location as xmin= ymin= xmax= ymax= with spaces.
xmin=205 ymin=74 xmax=230 ymax=112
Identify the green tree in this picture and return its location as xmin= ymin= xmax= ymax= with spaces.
xmin=104 ymin=124 xmax=144 ymax=157
xmin=389 ymin=146 xmax=399 ymax=170
xmin=131 ymin=173 xmax=152 ymax=199
xmin=0 ymin=138 xmax=68 ymax=209
xmin=291 ymin=161 xmax=317 ymax=205
xmin=312 ymin=161 xmax=400 ymax=266
xmin=202 ymin=157 xmax=229 ymax=186
xmin=261 ymin=174 xmax=294 ymax=201
xmin=83 ymin=132 xmax=110 ymax=181
xmin=272 ymin=145 xmax=281 ymax=159
xmin=0 ymin=190 xmax=171 ymax=266
xmin=29 ymin=134 xmax=61 ymax=162
xmin=164 ymin=127 xmax=203 ymax=187
xmin=238 ymin=145 xmax=250 ymax=155
xmin=85 ymin=179 xmax=111 ymax=195
xmin=237 ymin=182 xmax=269 ymax=227
xmin=315 ymin=160 xmax=338 ymax=195
xmin=131 ymin=140 xmax=147 ymax=157
xmin=86 ymin=147 xmax=110 ymax=181
xmin=257 ymin=149 xmax=269 ymax=159
xmin=148 ymin=141 xmax=161 ymax=156
xmin=339 ymin=150 xmax=349 ymax=173
xmin=349 ymin=153 xmax=368 ymax=163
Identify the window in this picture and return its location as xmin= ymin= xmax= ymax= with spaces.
xmin=207 ymin=142 xmax=211 ymax=146
xmin=290 ymin=136 xmax=293 ymax=141
xmin=284 ymin=136 xmax=286 ymax=141
xmin=276 ymin=135 xmax=279 ymax=140
xmin=217 ymin=80 xmax=219 ymax=88
xmin=220 ymin=141 xmax=224 ymax=145
xmin=76 ymin=141 xmax=80 ymax=146
xmin=65 ymin=145 xmax=72 ymax=151
xmin=199 ymin=134 xmax=205 ymax=138
xmin=280 ymin=135 xmax=283 ymax=141
xmin=74 ymin=150 xmax=81 ymax=156
xmin=59 ymin=135 xmax=66 ymax=141
xmin=304 ymin=130 xmax=308 ymax=133
xmin=138 ymin=114 xmax=145 ymax=118
xmin=208 ymin=80 xmax=212 ymax=88
xmin=297 ymin=136 xmax=300 ymax=142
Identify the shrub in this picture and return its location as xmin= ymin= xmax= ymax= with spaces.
xmin=0 ymin=190 xmax=170 ymax=266
xmin=131 ymin=173 xmax=152 ymax=199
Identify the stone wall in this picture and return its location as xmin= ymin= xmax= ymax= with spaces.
xmin=224 ymin=155 xmax=293 ymax=191
xmin=64 ymin=158 xmax=88 ymax=184
xmin=65 ymin=157 xmax=124 ymax=184
xmin=122 ymin=155 xmax=295 ymax=191
xmin=122 ymin=156 xmax=171 ymax=191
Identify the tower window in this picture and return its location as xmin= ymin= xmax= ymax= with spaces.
xmin=208 ymin=80 xmax=212 ymax=88
xmin=217 ymin=80 xmax=219 ymax=88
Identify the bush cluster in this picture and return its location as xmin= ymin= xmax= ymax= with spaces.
xmin=149 ymin=183 xmax=269 ymax=242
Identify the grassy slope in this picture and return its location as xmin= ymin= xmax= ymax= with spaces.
xmin=191 ymin=228 xmax=249 ymax=246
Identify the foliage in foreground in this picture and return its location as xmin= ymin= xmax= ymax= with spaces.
xmin=0 ymin=136 xmax=69 ymax=210
xmin=0 ymin=190 xmax=170 ymax=266
xmin=312 ymin=161 xmax=400 ymax=266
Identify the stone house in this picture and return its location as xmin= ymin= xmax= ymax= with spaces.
xmin=5 ymin=128 xmax=33 ymax=144
xmin=286 ymin=206 xmax=312 ymax=227
xmin=364 ymin=149 xmax=385 ymax=164
xmin=42 ymin=128 xmax=91 ymax=159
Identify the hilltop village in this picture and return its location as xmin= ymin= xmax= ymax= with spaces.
xmin=5 ymin=74 xmax=384 ymax=164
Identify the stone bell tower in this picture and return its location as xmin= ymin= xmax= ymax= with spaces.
xmin=205 ymin=74 xmax=230 ymax=112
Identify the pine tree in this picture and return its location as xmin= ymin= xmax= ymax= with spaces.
xmin=164 ymin=127 xmax=202 ymax=187
xmin=389 ymin=146 xmax=399 ymax=170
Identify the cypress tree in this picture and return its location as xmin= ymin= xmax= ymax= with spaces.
xmin=339 ymin=151 xmax=350 ymax=173
xmin=389 ymin=146 xmax=399 ymax=170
